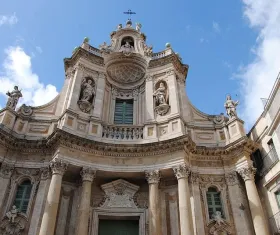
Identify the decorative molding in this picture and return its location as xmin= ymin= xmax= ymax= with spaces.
xmin=237 ymin=167 xmax=256 ymax=181
xmin=50 ymin=158 xmax=68 ymax=176
xmin=80 ymin=167 xmax=96 ymax=182
xmin=225 ymin=172 xmax=238 ymax=186
xmin=191 ymin=172 xmax=200 ymax=185
xmin=100 ymin=179 xmax=139 ymax=209
xmin=173 ymin=164 xmax=190 ymax=179
xmin=40 ymin=167 xmax=51 ymax=180
xmin=145 ymin=170 xmax=160 ymax=184
xmin=0 ymin=163 xmax=14 ymax=179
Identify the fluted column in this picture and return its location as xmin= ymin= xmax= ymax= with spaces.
xmin=75 ymin=167 xmax=96 ymax=235
xmin=237 ymin=167 xmax=270 ymax=235
xmin=39 ymin=159 xmax=68 ymax=235
xmin=173 ymin=164 xmax=194 ymax=235
xmin=145 ymin=170 xmax=161 ymax=235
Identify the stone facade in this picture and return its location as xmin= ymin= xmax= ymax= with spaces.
xmin=0 ymin=20 xmax=273 ymax=235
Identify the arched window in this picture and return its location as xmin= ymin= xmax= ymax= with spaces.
xmin=14 ymin=180 xmax=32 ymax=213
xmin=206 ymin=187 xmax=223 ymax=219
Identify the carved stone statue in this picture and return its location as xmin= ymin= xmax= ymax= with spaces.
xmin=224 ymin=95 xmax=239 ymax=119
xmin=143 ymin=43 xmax=153 ymax=57
xmin=78 ymin=78 xmax=95 ymax=113
xmin=153 ymin=82 xmax=170 ymax=115
xmin=212 ymin=211 xmax=226 ymax=226
xmin=136 ymin=23 xmax=142 ymax=32
xmin=6 ymin=86 xmax=22 ymax=110
xmin=19 ymin=104 xmax=33 ymax=116
xmin=6 ymin=205 xmax=18 ymax=223
xmin=117 ymin=24 xmax=122 ymax=30
xmin=119 ymin=41 xmax=134 ymax=54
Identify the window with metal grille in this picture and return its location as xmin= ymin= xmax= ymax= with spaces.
xmin=14 ymin=180 xmax=32 ymax=213
xmin=114 ymin=99 xmax=133 ymax=125
xmin=206 ymin=187 xmax=224 ymax=219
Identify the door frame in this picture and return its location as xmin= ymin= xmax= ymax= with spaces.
xmin=91 ymin=208 xmax=146 ymax=235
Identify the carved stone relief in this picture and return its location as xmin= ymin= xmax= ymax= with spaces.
xmin=78 ymin=77 xmax=96 ymax=113
xmin=99 ymin=179 xmax=139 ymax=208
xmin=0 ymin=205 xmax=27 ymax=235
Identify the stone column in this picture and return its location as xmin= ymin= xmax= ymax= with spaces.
xmin=0 ymin=163 xmax=14 ymax=215
xmin=146 ymin=170 xmax=161 ymax=235
xmin=225 ymin=171 xmax=254 ymax=235
xmin=38 ymin=159 xmax=68 ymax=235
xmin=75 ymin=167 xmax=96 ymax=235
xmin=173 ymin=164 xmax=194 ymax=235
xmin=191 ymin=172 xmax=205 ymax=235
xmin=28 ymin=167 xmax=51 ymax=235
xmin=237 ymin=167 xmax=270 ymax=235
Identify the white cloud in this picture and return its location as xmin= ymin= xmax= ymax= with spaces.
xmin=212 ymin=21 xmax=221 ymax=33
xmin=199 ymin=38 xmax=209 ymax=43
xmin=237 ymin=0 xmax=280 ymax=127
xmin=0 ymin=46 xmax=58 ymax=108
xmin=0 ymin=13 xmax=18 ymax=26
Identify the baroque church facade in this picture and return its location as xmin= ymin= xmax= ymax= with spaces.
xmin=0 ymin=20 xmax=274 ymax=235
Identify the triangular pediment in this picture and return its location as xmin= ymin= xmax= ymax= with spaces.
xmin=100 ymin=179 xmax=139 ymax=208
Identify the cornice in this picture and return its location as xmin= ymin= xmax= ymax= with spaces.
xmin=148 ymin=54 xmax=188 ymax=78
xmin=64 ymin=47 xmax=104 ymax=71
xmin=0 ymin=124 xmax=258 ymax=158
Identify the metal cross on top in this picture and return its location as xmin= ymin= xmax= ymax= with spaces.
xmin=123 ymin=9 xmax=136 ymax=20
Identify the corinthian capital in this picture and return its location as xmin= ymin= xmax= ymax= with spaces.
xmin=0 ymin=163 xmax=14 ymax=179
xmin=50 ymin=158 xmax=68 ymax=176
xmin=237 ymin=167 xmax=256 ymax=181
xmin=173 ymin=164 xmax=190 ymax=180
xmin=81 ymin=167 xmax=96 ymax=182
xmin=145 ymin=170 xmax=160 ymax=184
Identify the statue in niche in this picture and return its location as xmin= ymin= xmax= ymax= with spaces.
xmin=224 ymin=95 xmax=239 ymax=119
xmin=78 ymin=77 xmax=95 ymax=113
xmin=119 ymin=39 xmax=134 ymax=54
xmin=153 ymin=81 xmax=170 ymax=116
xmin=6 ymin=86 xmax=22 ymax=110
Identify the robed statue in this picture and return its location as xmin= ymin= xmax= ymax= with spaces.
xmin=224 ymin=95 xmax=239 ymax=119
xmin=6 ymin=86 xmax=22 ymax=110
xmin=153 ymin=81 xmax=170 ymax=115
xmin=78 ymin=77 xmax=95 ymax=113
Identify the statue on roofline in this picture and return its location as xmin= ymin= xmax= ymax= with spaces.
xmin=6 ymin=86 xmax=22 ymax=110
xmin=224 ymin=95 xmax=239 ymax=119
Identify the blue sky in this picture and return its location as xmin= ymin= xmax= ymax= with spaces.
xmin=1 ymin=0 xmax=280 ymax=128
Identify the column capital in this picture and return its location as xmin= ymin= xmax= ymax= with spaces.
xmin=50 ymin=158 xmax=68 ymax=176
xmin=80 ymin=167 xmax=96 ymax=182
xmin=0 ymin=163 xmax=14 ymax=179
xmin=145 ymin=170 xmax=160 ymax=184
xmin=225 ymin=171 xmax=238 ymax=186
xmin=173 ymin=164 xmax=190 ymax=180
xmin=237 ymin=166 xmax=256 ymax=181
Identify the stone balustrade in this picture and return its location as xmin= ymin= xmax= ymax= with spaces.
xmin=102 ymin=125 xmax=143 ymax=140
xmin=152 ymin=48 xmax=173 ymax=59
xmin=88 ymin=45 xmax=102 ymax=57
